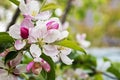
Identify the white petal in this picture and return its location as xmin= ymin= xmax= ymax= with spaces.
xmin=51 ymin=55 xmax=59 ymax=62
xmin=80 ymin=40 xmax=91 ymax=48
xmin=30 ymin=44 xmax=41 ymax=58
xmin=36 ymin=11 xmax=52 ymax=20
xmin=60 ymin=54 xmax=73 ymax=65
xmin=28 ymin=27 xmax=47 ymax=43
xmin=58 ymin=31 xmax=69 ymax=40
xmin=34 ymin=57 xmax=41 ymax=62
xmin=43 ymin=45 xmax=59 ymax=56
xmin=102 ymin=61 xmax=111 ymax=71
xmin=8 ymin=24 xmax=21 ymax=39
xmin=0 ymin=61 xmax=6 ymax=68
xmin=44 ymin=30 xmax=60 ymax=43
xmin=14 ymin=40 xmax=26 ymax=50
xmin=60 ymin=47 xmax=72 ymax=55
xmin=96 ymin=59 xmax=111 ymax=72
xmin=27 ymin=0 xmax=40 ymax=17
xmin=19 ymin=0 xmax=29 ymax=15
xmin=14 ymin=64 xmax=27 ymax=75
xmin=0 ymin=69 xmax=18 ymax=80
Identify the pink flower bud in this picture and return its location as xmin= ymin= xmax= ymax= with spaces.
xmin=20 ymin=27 xmax=29 ymax=39
xmin=46 ymin=21 xmax=59 ymax=30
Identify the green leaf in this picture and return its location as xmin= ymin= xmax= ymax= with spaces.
xmin=108 ymin=62 xmax=120 ymax=79
xmin=9 ymin=0 xmax=20 ymax=6
xmin=0 ymin=32 xmax=14 ymax=53
xmin=5 ymin=51 xmax=18 ymax=64
xmin=41 ymin=3 xmax=59 ymax=11
xmin=41 ymin=54 xmax=55 ymax=80
xmin=55 ymin=39 xmax=87 ymax=54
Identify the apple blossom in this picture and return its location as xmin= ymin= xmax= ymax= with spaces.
xmin=96 ymin=59 xmax=111 ymax=72
xmin=43 ymin=45 xmax=73 ymax=65
xmin=76 ymin=33 xmax=91 ymax=48
xmin=19 ymin=0 xmax=51 ymax=20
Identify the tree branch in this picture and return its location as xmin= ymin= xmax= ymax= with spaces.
xmin=61 ymin=0 xmax=73 ymax=24
xmin=6 ymin=7 xmax=20 ymax=31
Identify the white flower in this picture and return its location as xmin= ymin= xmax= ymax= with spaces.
xmin=43 ymin=45 xmax=73 ymax=65
xmin=76 ymin=33 xmax=91 ymax=48
xmin=19 ymin=0 xmax=51 ymax=20
xmin=96 ymin=59 xmax=111 ymax=72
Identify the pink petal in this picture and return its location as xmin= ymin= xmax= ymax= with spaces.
xmin=26 ymin=61 xmax=34 ymax=72
xmin=0 ymin=49 xmax=9 ymax=57
xmin=14 ymin=40 xmax=26 ymax=50
xmin=21 ymin=18 xmax=34 ymax=28
xmin=40 ymin=59 xmax=50 ymax=72
xmin=46 ymin=21 xmax=59 ymax=30
xmin=20 ymin=27 xmax=29 ymax=39
xmin=32 ymin=65 xmax=42 ymax=75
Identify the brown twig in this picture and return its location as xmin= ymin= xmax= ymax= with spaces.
xmin=6 ymin=7 xmax=20 ymax=31
xmin=61 ymin=0 xmax=73 ymax=24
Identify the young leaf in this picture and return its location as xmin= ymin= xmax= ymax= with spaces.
xmin=0 ymin=32 xmax=14 ymax=53
xmin=5 ymin=51 xmax=18 ymax=64
xmin=41 ymin=3 xmax=59 ymax=11
xmin=41 ymin=54 xmax=55 ymax=80
xmin=55 ymin=39 xmax=87 ymax=54
xmin=9 ymin=0 xmax=20 ymax=6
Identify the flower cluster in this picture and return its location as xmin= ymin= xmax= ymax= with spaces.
xmin=0 ymin=0 xmax=73 ymax=76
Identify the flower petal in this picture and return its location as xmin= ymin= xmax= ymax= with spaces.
xmin=27 ymin=0 xmax=40 ymax=17
xmin=26 ymin=61 xmax=34 ymax=72
xmin=32 ymin=65 xmax=42 ymax=75
xmin=0 ymin=61 xmax=6 ymax=68
xmin=43 ymin=45 xmax=59 ymax=57
xmin=80 ymin=40 xmax=91 ymax=48
xmin=14 ymin=64 xmax=27 ymax=75
xmin=0 ymin=69 xmax=17 ymax=80
xmin=14 ymin=40 xmax=26 ymax=50
xmin=30 ymin=44 xmax=41 ymax=58
xmin=19 ymin=0 xmax=29 ymax=15
xmin=60 ymin=47 xmax=72 ymax=55
xmin=58 ymin=31 xmax=69 ymax=40
xmin=21 ymin=18 xmax=34 ymax=28
xmin=36 ymin=11 xmax=52 ymax=20
xmin=44 ymin=30 xmax=60 ymax=43
xmin=60 ymin=54 xmax=73 ymax=65
xmin=8 ymin=24 xmax=21 ymax=39
xmin=10 ymin=52 xmax=23 ymax=67
xmin=40 ymin=59 xmax=51 ymax=72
